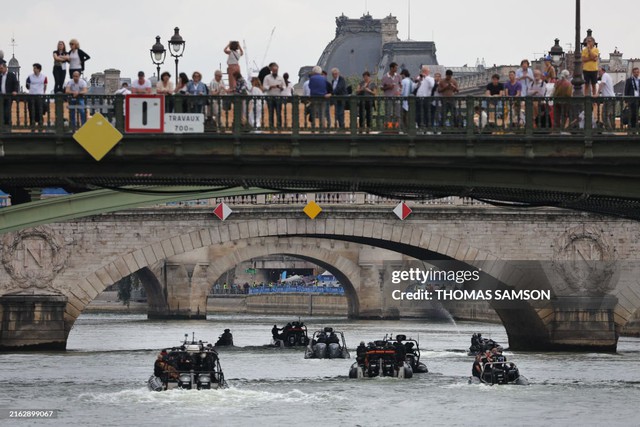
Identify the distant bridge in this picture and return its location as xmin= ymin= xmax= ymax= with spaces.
xmin=1 ymin=203 xmax=639 ymax=352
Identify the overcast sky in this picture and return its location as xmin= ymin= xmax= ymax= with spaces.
xmin=1 ymin=0 xmax=638 ymax=84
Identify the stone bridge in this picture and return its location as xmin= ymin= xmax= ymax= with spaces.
xmin=1 ymin=204 xmax=640 ymax=352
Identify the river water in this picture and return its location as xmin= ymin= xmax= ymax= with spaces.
xmin=1 ymin=314 xmax=639 ymax=427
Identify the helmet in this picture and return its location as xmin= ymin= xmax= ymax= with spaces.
xmin=224 ymin=329 xmax=230 ymax=332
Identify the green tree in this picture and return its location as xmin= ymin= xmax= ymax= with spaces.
xmin=116 ymin=273 xmax=141 ymax=307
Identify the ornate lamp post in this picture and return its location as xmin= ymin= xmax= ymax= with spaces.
xmin=168 ymin=27 xmax=186 ymax=85
xmin=571 ymin=0 xmax=584 ymax=96
xmin=150 ymin=36 xmax=166 ymax=82
xmin=549 ymin=38 xmax=565 ymax=71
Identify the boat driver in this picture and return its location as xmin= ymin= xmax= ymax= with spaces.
xmin=356 ymin=341 xmax=367 ymax=364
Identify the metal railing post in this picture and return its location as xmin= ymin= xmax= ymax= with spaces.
xmin=466 ymin=97 xmax=474 ymax=137
xmin=55 ymin=94 xmax=65 ymax=135
xmin=233 ymin=97 xmax=242 ymax=135
xmin=525 ymin=97 xmax=534 ymax=136
xmin=0 ymin=95 xmax=5 ymax=133
xmin=349 ymin=96 xmax=358 ymax=135
xmin=292 ymin=96 xmax=300 ymax=137
xmin=114 ymin=95 xmax=125 ymax=133
xmin=408 ymin=97 xmax=417 ymax=137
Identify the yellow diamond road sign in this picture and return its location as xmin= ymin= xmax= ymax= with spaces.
xmin=73 ymin=113 xmax=123 ymax=161
xmin=303 ymin=201 xmax=322 ymax=219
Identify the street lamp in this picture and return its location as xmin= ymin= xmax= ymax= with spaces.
xmin=549 ymin=38 xmax=565 ymax=68
xmin=571 ymin=0 xmax=584 ymax=96
xmin=150 ymin=36 xmax=166 ymax=82
xmin=168 ymin=27 xmax=186 ymax=85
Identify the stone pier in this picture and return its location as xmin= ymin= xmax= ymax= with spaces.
xmin=0 ymin=294 xmax=68 ymax=351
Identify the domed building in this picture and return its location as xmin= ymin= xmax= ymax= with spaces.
xmin=299 ymin=13 xmax=438 ymax=80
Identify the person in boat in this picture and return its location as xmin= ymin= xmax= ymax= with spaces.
xmin=472 ymin=354 xmax=483 ymax=379
xmin=356 ymin=341 xmax=367 ymax=365
xmin=327 ymin=332 xmax=339 ymax=345
xmin=154 ymin=353 xmax=178 ymax=379
xmin=217 ymin=329 xmax=234 ymax=346
xmin=491 ymin=347 xmax=507 ymax=371
xmin=471 ymin=333 xmax=480 ymax=347
xmin=316 ymin=331 xmax=327 ymax=344
xmin=272 ymin=325 xmax=282 ymax=341
xmin=177 ymin=353 xmax=194 ymax=371
xmin=393 ymin=337 xmax=406 ymax=368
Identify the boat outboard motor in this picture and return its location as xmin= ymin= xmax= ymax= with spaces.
xmin=197 ymin=373 xmax=212 ymax=389
xmin=327 ymin=343 xmax=341 ymax=358
xmin=178 ymin=372 xmax=193 ymax=389
xmin=314 ymin=342 xmax=327 ymax=358
xmin=147 ymin=375 xmax=164 ymax=392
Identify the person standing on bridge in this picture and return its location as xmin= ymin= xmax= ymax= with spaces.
xmin=381 ymin=62 xmax=402 ymax=128
xmin=552 ymin=70 xmax=573 ymax=130
xmin=224 ymin=41 xmax=243 ymax=92
xmin=186 ymin=71 xmax=208 ymax=113
xmin=156 ymin=72 xmax=174 ymax=113
xmin=331 ymin=67 xmax=348 ymax=129
xmin=504 ymin=71 xmax=522 ymax=127
xmin=26 ymin=63 xmax=48 ymax=127
xmin=263 ymin=63 xmax=285 ymax=129
xmin=581 ymin=36 xmax=600 ymax=98
xmin=415 ymin=65 xmax=435 ymax=131
xmin=356 ymin=71 xmax=377 ymax=131
xmin=65 ymin=70 xmax=88 ymax=128
xmin=67 ymin=39 xmax=90 ymax=79
xmin=597 ymin=66 xmax=615 ymax=130
xmin=131 ymin=71 xmax=152 ymax=95
xmin=308 ymin=66 xmax=329 ymax=130
xmin=437 ymin=70 xmax=459 ymax=127
xmin=52 ymin=41 xmax=69 ymax=94
xmin=0 ymin=60 xmax=19 ymax=126
xmin=624 ymin=67 xmax=640 ymax=129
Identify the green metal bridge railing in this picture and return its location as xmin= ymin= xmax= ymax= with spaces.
xmin=1 ymin=94 xmax=638 ymax=137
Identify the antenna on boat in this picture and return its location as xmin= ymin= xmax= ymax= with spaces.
xmin=192 ymin=332 xmax=195 ymax=343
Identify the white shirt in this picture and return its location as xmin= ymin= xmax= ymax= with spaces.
xmin=27 ymin=73 xmax=48 ymax=94
xmin=415 ymin=75 xmax=435 ymax=97
xmin=599 ymin=72 xmax=615 ymax=97
xmin=1 ymin=73 xmax=7 ymax=94
xmin=302 ymin=80 xmax=310 ymax=97
xmin=69 ymin=50 xmax=81 ymax=70
xmin=401 ymin=77 xmax=413 ymax=111
xmin=263 ymin=74 xmax=285 ymax=96
xmin=281 ymin=82 xmax=294 ymax=96
xmin=209 ymin=78 xmax=226 ymax=95
xmin=65 ymin=78 xmax=87 ymax=92
xmin=516 ymin=68 xmax=534 ymax=96
xmin=131 ymin=79 xmax=152 ymax=92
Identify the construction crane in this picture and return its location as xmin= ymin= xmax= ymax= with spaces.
xmin=261 ymin=27 xmax=276 ymax=66
xmin=242 ymin=27 xmax=276 ymax=77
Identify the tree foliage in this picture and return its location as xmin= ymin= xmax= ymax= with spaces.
xmin=116 ymin=273 xmax=141 ymax=307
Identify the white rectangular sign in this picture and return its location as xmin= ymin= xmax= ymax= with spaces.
xmin=126 ymin=95 xmax=164 ymax=133
xmin=164 ymin=113 xmax=205 ymax=133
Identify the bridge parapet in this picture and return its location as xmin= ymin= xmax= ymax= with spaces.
xmin=1 ymin=94 xmax=638 ymax=137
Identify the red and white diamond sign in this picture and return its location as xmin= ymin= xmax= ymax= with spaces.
xmin=393 ymin=202 xmax=412 ymax=220
xmin=213 ymin=202 xmax=233 ymax=221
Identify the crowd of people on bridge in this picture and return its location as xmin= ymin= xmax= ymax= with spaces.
xmin=1 ymin=35 xmax=640 ymax=131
